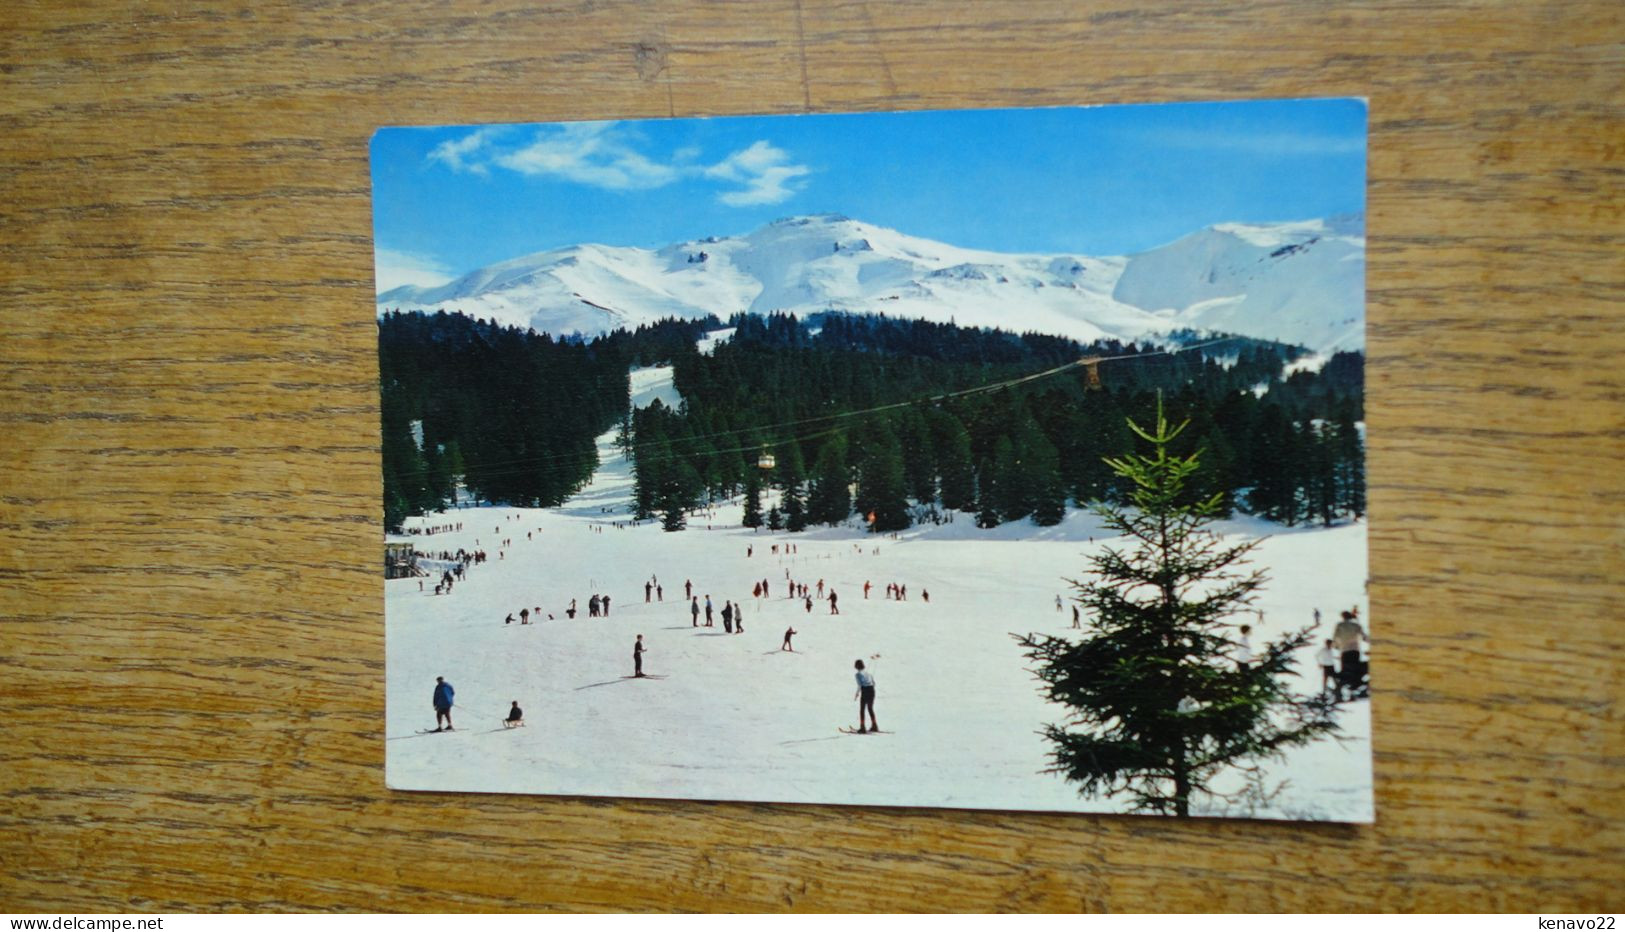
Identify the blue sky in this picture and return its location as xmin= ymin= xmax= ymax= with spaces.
xmin=371 ymin=98 xmax=1366 ymax=292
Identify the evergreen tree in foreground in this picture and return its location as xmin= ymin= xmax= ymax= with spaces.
xmin=1016 ymin=401 xmax=1341 ymax=817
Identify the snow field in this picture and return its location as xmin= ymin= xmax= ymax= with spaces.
xmin=387 ymin=429 xmax=1373 ymax=821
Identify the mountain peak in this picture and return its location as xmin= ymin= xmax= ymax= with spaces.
xmin=769 ymin=212 xmax=852 ymax=227
xmin=378 ymin=215 xmax=1363 ymax=353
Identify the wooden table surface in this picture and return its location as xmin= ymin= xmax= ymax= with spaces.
xmin=2 ymin=0 xmax=1621 ymax=913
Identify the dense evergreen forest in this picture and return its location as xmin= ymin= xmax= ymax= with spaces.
xmin=378 ymin=310 xmax=718 ymax=530
xmin=379 ymin=309 xmax=1364 ymax=534
xmin=629 ymin=312 xmax=1364 ymax=532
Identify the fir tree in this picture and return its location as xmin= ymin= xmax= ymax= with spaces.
xmin=1333 ymin=411 xmax=1365 ymax=519
xmin=785 ymin=482 xmax=808 ymax=532
xmin=1015 ymin=401 xmax=1340 ymax=817
xmin=807 ymin=435 xmax=853 ymax=526
xmin=1248 ymin=405 xmax=1300 ymax=525
xmin=661 ymin=502 xmax=687 ymax=532
xmin=991 ymin=435 xmax=1027 ymax=521
xmin=766 ymin=505 xmax=783 ymax=531
xmin=900 ymin=410 xmax=937 ymax=506
xmin=779 ymin=442 xmax=808 ymax=532
xmin=1032 ymin=464 xmax=1067 ymax=526
xmin=934 ymin=411 xmax=977 ymax=512
xmin=1305 ymin=422 xmax=1340 ymax=527
xmin=742 ymin=468 xmax=764 ymax=529
xmin=854 ymin=421 xmax=911 ymax=533
xmin=1019 ymin=413 xmax=1065 ymax=526
xmin=1192 ymin=424 xmax=1237 ymax=518
xmin=975 ymin=461 xmax=1000 ymax=529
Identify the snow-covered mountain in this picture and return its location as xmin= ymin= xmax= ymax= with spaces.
xmin=1113 ymin=215 xmax=1366 ymax=353
xmin=377 ymin=213 xmax=1364 ymax=352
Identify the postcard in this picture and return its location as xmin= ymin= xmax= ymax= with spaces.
xmin=374 ymin=99 xmax=1371 ymax=821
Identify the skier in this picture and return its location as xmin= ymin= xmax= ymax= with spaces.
xmin=863 ymin=580 xmax=872 ymax=599
xmin=1236 ymin=624 xmax=1254 ymax=672
xmin=633 ymin=635 xmax=647 ymax=678
xmin=504 ymin=701 xmax=524 ymax=729
xmin=853 ymin=660 xmax=878 ymax=733
xmin=1333 ymin=613 xmax=1369 ymax=697
xmin=733 ymin=601 xmax=744 ymax=634
xmin=1316 ymin=639 xmax=1339 ymax=697
xmin=589 ymin=594 xmax=600 ymax=618
xmin=922 ymin=589 xmax=930 ymax=604
xmin=685 ymin=579 xmax=693 ymax=600
xmin=519 ymin=608 xmax=529 ymax=625
xmin=762 ymin=579 xmax=769 ymax=599
xmin=656 ymin=584 xmax=663 ymax=602
xmin=704 ymin=595 xmax=714 ymax=627
xmin=690 ymin=596 xmax=700 ymax=627
xmin=1055 ymin=594 xmax=1063 ymax=612
xmin=817 ymin=579 xmax=824 ymax=598
xmin=567 ymin=598 xmax=577 ymax=620
xmin=781 ymin=627 xmax=797 ymax=652
xmin=722 ymin=601 xmax=734 ymax=634
xmin=1071 ymin=605 xmax=1080 ymax=628
xmin=828 ymin=590 xmax=839 ymax=615
xmin=645 ymin=581 xmax=652 ymax=603
xmin=432 ymin=676 xmax=455 ymax=732
xmin=602 ymin=594 xmax=611 ymax=617
xmin=804 ymin=595 xmax=813 ymax=614
xmin=504 ymin=613 xmax=514 ymax=625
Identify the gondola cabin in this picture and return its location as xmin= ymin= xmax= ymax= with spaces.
xmin=757 ymin=452 xmax=776 ymax=470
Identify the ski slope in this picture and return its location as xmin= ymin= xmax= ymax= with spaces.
xmin=385 ymin=371 xmax=1373 ymax=821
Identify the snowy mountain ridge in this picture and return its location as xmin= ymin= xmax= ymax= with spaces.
xmin=377 ymin=212 xmax=1365 ymax=352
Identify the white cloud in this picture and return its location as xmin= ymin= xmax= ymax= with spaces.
xmin=492 ymin=122 xmax=679 ymax=190
xmin=426 ymin=126 xmax=503 ymax=176
xmin=705 ymin=140 xmax=812 ymax=206
xmin=374 ymin=248 xmax=454 ymax=294
xmin=426 ymin=123 xmax=811 ymax=206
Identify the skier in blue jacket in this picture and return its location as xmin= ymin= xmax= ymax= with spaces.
xmin=432 ymin=676 xmax=455 ymax=732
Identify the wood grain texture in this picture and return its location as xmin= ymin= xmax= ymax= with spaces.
xmin=2 ymin=0 xmax=1621 ymax=913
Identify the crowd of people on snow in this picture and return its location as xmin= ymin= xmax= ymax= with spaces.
xmin=408 ymin=514 xmax=1368 ymax=743
xmin=414 ymin=532 xmax=924 ymax=734
xmin=402 ymin=521 xmax=464 ymax=536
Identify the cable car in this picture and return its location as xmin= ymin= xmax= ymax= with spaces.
xmin=1079 ymin=356 xmax=1103 ymax=390
xmin=757 ymin=451 xmax=776 ymax=469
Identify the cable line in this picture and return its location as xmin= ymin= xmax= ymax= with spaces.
xmin=388 ymin=335 xmax=1238 ymax=484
